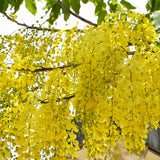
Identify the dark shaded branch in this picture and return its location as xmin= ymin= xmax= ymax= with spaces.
xmin=0 ymin=100 xmax=5 ymax=103
xmin=127 ymin=51 xmax=135 ymax=55
xmin=39 ymin=94 xmax=75 ymax=104
xmin=8 ymin=63 xmax=80 ymax=72
xmin=57 ymin=0 xmax=97 ymax=27
xmin=0 ymin=94 xmax=75 ymax=105
xmin=62 ymin=94 xmax=75 ymax=101
xmin=32 ymin=63 xmax=80 ymax=72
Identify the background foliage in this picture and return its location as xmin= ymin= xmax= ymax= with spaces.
xmin=1 ymin=0 xmax=160 ymax=27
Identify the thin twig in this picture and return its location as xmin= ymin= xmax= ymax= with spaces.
xmin=0 ymin=100 xmax=5 ymax=103
xmin=57 ymin=0 xmax=97 ymax=27
xmin=127 ymin=51 xmax=135 ymax=55
xmin=0 ymin=94 xmax=75 ymax=105
xmin=41 ymin=94 xmax=75 ymax=103
xmin=2 ymin=13 xmax=56 ymax=32
xmin=1 ymin=12 xmax=82 ymax=32
xmin=8 ymin=63 xmax=80 ymax=72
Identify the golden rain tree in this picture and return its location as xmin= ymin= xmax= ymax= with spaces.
xmin=0 ymin=0 xmax=160 ymax=160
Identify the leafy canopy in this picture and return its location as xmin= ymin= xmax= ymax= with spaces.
xmin=0 ymin=0 xmax=142 ymax=25
xmin=2 ymin=0 xmax=160 ymax=31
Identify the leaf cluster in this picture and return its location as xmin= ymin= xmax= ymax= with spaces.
xmin=0 ymin=0 xmax=137 ymax=25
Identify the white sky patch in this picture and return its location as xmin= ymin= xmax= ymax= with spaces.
xmin=127 ymin=0 xmax=148 ymax=13
xmin=0 ymin=0 xmax=148 ymax=35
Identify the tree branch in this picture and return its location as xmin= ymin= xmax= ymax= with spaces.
xmin=0 ymin=100 xmax=5 ymax=103
xmin=41 ymin=94 xmax=75 ymax=104
xmin=127 ymin=51 xmax=135 ymax=55
xmin=1 ymin=13 xmax=82 ymax=32
xmin=0 ymin=94 xmax=75 ymax=106
xmin=2 ymin=12 xmax=56 ymax=32
xmin=57 ymin=0 xmax=97 ymax=27
xmin=8 ymin=63 xmax=80 ymax=72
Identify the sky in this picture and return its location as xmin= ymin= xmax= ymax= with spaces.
xmin=0 ymin=0 xmax=148 ymax=35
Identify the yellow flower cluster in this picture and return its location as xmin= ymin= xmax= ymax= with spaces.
xmin=0 ymin=28 xmax=80 ymax=159
xmin=0 ymin=10 xmax=159 ymax=159
xmin=73 ymin=10 xmax=159 ymax=158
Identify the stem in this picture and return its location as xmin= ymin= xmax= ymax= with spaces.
xmin=2 ymin=13 xmax=55 ymax=31
xmin=7 ymin=63 xmax=80 ymax=72
xmin=57 ymin=0 xmax=97 ymax=27
xmin=0 ymin=94 xmax=75 ymax=105
xmin=1 ymin=12 xmax=82 ymax=32
xmin=41 ymin=94 xmax=75 ymax=104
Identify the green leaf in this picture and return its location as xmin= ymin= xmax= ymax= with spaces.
xmin=48 ymin=3 xmax=61 ymax=24
xmin=70 ymin=0 xmax=80 ymax=14
xmin=25 ymin=0 xmax=37 ymax=15
xmin=82 ymin=0 xmax=89 ymax=3
xmin=0 ymin=112 xmax=3 ymax=121
xmin=112 ymin=0 xmax=117 ymax=5
xmin=95 ymin=1 xmax=106 ymax=16
xmin=0 ymin=0 xmax=8 ymax=12
xmin=116 ymin=4 xmax=121 ymax=11
xmin=150 ymin=0 xmax=160 ymax=12
xmin=43 ymin=0 xmax=57 ymax=9
xmin=8 ymin=0 xmax=23 ymax=12
xmin=62 ymin=0 xmax=70 ymax=21
xmin=156 ymin=41 xmax=160 ymax=48
xmin=145 ymin=0 xmax=152 ymax=12
xmin=97 ymin=10 xmax=107 ymax=24
xmin=108 ymin=1 xmax=119 ymax=13
xmin=151 ymin=11 xmax=160 ymax=30
xmin=120 ymin=0 xmax=136 ymax=10
xmin=14 ymin=0 xmax=24 ymax=12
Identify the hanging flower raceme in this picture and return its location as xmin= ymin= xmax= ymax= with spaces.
xmin=0 ymin=28 xmax=81 ymax=159
xmin=73 ymin=10 xmax=160 ymax=158
xmin=0 ymin=10 xmax=159 ymax=159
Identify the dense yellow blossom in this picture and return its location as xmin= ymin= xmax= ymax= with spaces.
xmin=0 ymin=10 xmax=160 ymax=159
